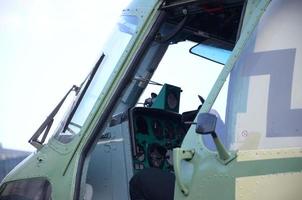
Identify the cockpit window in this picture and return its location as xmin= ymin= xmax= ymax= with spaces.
xmin=0 ymin=178 xmax=51 ymax=200
xmin=54 ymin=15 xmax=139 ymax=143
xmin=138 ymin=41 xmax=229 ymax=151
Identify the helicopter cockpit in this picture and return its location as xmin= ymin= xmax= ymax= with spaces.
xmin=79 ymin=1 xmax=244 ymax=199
xmin=22 ymin=0 xmax=245 ymax=199
xmin=2 ymin=0 xmax=302 ymax=199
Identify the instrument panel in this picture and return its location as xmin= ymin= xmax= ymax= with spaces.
xmin=129 ymin=107 xmax=186 ymax=172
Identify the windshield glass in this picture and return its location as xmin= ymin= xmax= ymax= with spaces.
xmin=54 ymin=15 xmax=139 ymax=143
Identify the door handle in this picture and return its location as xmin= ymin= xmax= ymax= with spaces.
xmin=173 ymin=148 xmax=195 ymax=196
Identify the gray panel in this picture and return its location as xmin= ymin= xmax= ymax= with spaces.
xmin=86 ymin=142 xmax=112 ymax=200
xmin=86 ymin=121 xmax=133 ymax=200
xmin=110 ymin=122 xmax=132 ymax=200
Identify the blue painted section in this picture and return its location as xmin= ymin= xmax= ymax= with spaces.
xmin=243 ymin=49 xmax=302 ymax=137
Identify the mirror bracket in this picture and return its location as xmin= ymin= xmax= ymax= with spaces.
xmin=216 ymin=149 xmax=237 ymax=165
xmin=196 ymin=113 xmax=236 ymax=165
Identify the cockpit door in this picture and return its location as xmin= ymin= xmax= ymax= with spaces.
xmin=173 ymin=0 xmax=302 ymax=199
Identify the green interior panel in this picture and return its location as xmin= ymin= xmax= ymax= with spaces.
xmin=129 ymin=107 xmax=187 ymax=173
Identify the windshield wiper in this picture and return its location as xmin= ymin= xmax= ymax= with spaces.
xmin=62 ymin=53 xmax=105 ymax=133
xmin=29 ymin=53 xmax=105 ymax=149
xmin=29 ymin=85 xmax=80 ymax=149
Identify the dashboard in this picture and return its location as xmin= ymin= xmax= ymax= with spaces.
xmin=129 ymin=107 xmax=187 ymax=172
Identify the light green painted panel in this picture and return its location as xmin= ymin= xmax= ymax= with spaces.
xmin=236 ymin=172 xmax=302 ymax=200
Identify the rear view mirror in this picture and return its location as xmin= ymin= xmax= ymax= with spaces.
xmin=190 ymin=43 xmax=232 ymax=65
xmin=195 ymin=113 xmax=235 ymax=164
xmin=196 ymin=113 xmax=217 ymax=134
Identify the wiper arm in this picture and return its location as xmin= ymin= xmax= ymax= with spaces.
xmin=29 ymin=53 xmax=105 ymax=150
xmin=29 ymin=85 xmax=80 ymax=149
xmin=62 ymin=53 xmax=105 ymax=133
